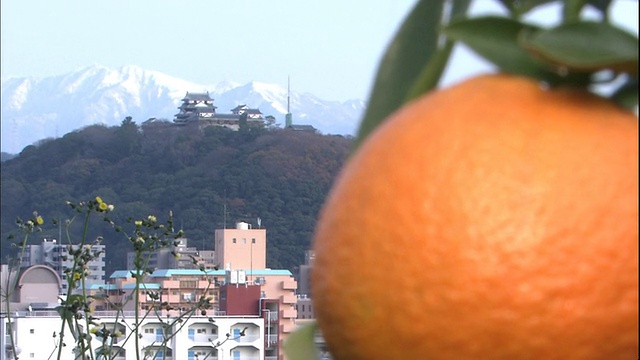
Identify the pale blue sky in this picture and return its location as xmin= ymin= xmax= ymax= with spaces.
xmin=1 ymin=1 xmax=637 ymax=101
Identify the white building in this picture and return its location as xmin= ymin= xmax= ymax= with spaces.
xmin=1 ymin=310 xmax=265 ymax=360
xmin=21 ymin=239 xmax=106 ymax=294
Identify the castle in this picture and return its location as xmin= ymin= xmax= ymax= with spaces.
xmin=173 ymin=92 xmax=269 ymax=130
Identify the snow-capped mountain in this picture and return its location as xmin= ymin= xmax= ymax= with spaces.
xmin=1 ymin=65 xmax=365 ymax=154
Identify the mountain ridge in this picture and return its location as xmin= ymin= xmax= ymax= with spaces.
xmin=1 ymin=64 xmax=364 ymax=154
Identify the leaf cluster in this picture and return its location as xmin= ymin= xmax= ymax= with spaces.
xmin=357 ymin=0 xmax=638 ymax=149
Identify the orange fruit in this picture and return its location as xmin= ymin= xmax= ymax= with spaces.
xmin=311 ymin=74 xmax=638 ymax=359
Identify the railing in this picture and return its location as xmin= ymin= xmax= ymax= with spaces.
xmin=4 ymin=309 xmax=230 ymax=318
xmin=265 ymin=334 xmax=279 ymax=346
xmin=189 ymin=333 xmax=218 ymax=343
xmin=235 ymin=334 xmax=260 ymax=343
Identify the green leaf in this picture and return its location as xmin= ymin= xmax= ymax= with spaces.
xmin=611 ymin=77 xmax=639 ymax=110
xmin=495 ymin=0 xmax=556 ymax=18
xmin=443 ymin=16 xmax=559 ymax=81
xmin=283 ymin=321 xmax=320 ymax=360
xmin=562 ymin=0 xmax=588 ymax=22
xmin=354 ymin=0 xmax=449 ymax=151
xmin=520 ymin=21 xmax=639 ymax=75
xmin=406 ymin=0 xmax=472 ymax=102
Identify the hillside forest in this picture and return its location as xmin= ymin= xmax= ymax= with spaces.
xmin=1 ymin=118 xmax=353 ymax=275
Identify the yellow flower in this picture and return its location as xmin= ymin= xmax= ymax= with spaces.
xmin=148 ymin=215 xmax=157 ymax=223
xmin=36 ymin=216 xmax=44 ymax=225
xmin=73 ymin=272 xmax=81 ymax=281
xmin=99 ymin=202 xmax=108 ymax=211
xmin=135 ymin=220 xmax=143 ymax=226
xmin=96 ymin=196 xmax=103 ymax=204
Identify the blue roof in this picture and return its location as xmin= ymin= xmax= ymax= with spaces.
xmin=110 ymin=270 xmax=146 ymax=279
xmin=150 ymin=269 xmax=293 ymax=277
xmin=77 ymin=284 xmax=119 ymax=291
xmin=122 ymin=283 xmax=161 ymax=290
xmin=150 ymin=269 xmax=226 ymax=277
xmin=77 ymin=283 xmax=160 ymax=291
xmin=109 ymin=268 xmax=294 ymax=278
xmin=246 ymin=269 xmax=293 ymax=276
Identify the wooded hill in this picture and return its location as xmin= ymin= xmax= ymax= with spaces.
xmin=1 ymin=119 xmax=353 ymax=275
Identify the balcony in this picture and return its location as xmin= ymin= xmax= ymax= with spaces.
xmin=141 ymin=323 xmax=172 ymax=344
xmin=281 ymin=279 xmax=297 ymax=290
xmin=229 ymin=346 xmax=260 ymax=360
xmin=281 ymin=293 xmax=297 ymax=304
xmin=229 ymin=322 xmax=260 ymax=344
xmin=188 ymin=346 xmax=217 ymax=360
xmin=96 ymin=346 xmax=125 ymax=360
xmin=188 ymin=322 xmax=218 ymax=343
xmin=96 ymin=322 xmax=126 ymax=344
xmin=143 ymin=346 xmax=172 ymax=360
xmin=236 ymin=334 xmax=261 ymax=343
xmin=281 ymin=307 xmax=296 ymax=319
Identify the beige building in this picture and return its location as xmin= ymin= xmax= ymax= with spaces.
xmin=214 ymin=221 xmax=267 ymax=271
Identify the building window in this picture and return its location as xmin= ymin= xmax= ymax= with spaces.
xmin=30 ymin=329 xmax=35 ymax=334
xmin=232 ymin=238 xmax=237 ymax=244
xmin=252 ymin=238 xmax=256 ymax=244
xmin=180 ymin=280 xmax=197 ymax=288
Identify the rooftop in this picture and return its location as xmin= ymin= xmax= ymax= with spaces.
xmin=182 ymin=92 xmax=213 ymax=101
xmin=109 ymin=268 xmax=293 ymax=279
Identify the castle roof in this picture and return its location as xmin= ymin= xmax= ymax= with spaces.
xmin=181 ymin=92 xmax=213 ymax=102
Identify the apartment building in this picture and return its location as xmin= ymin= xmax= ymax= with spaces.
xmin=1 ymin=263 xmax=293 ymax=359
xmin=2 ymin=222 xmax=298 ymax=359
xmin=126 ymin=238 xmax=216 ymax=271
xmin=295 ymin=250 xmax=315 ymax=296
xmin=1 ymin=309 xmax=266 ymax=360
xmin=214 ymin=221 xmax=267 ymax=271
xmin=20 ymin=239 xmax=105 ymax=294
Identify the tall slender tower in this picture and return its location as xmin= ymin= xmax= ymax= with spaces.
xmin=285 ymin=76 xmax=293 ymax=128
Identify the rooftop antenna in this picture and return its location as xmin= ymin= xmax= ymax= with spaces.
xmin=285 ymin=76 xmax=293 ymax=128
xmin=287 ymin=76 xmax=290 ymax=114
xmin=223 ymin=190 xmax=228 ymax=229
